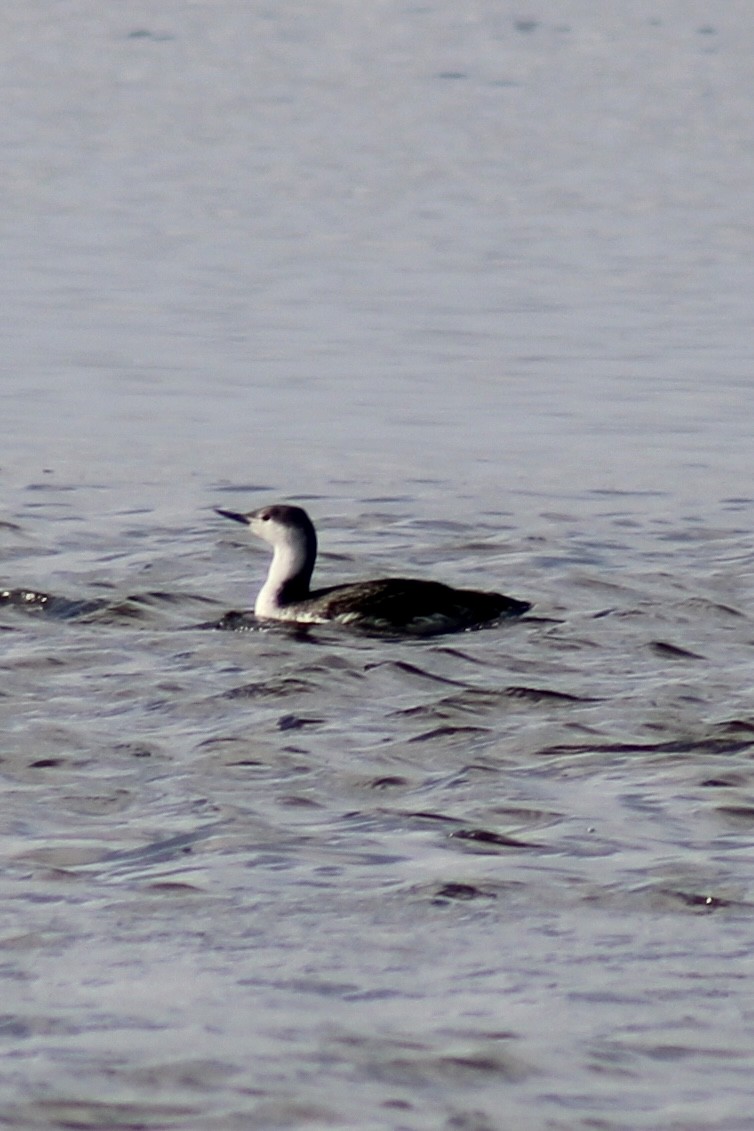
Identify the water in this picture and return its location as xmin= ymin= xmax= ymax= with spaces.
xmin=2 ymin=2 xmax=754 ymax=1128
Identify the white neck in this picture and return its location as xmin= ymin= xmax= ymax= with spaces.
xmin=255 ymin=530 xmax=314 ymax=616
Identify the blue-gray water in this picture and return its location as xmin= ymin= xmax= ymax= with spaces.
xmin=2 ymin=3 xmax=754 ymax=1128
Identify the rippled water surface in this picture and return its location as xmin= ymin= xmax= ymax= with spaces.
xmin=2 ymin=3 xmax=754 ymax=1129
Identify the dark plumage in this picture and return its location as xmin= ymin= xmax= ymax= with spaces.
xmin=305 ymin=577 xmax=529 ymax=633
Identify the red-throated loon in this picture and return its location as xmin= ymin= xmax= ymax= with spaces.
xmin=215 ymin=504 xmax=530 ymax=636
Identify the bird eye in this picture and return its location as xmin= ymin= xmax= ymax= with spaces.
xmin=261 ymin=513 xmax=270 ymax=521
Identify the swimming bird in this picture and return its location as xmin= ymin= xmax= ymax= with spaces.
xmin=215 ymin=504 xmax=530 ymax=636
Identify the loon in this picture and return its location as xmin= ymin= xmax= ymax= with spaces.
xmin=215 ymin=503 xmax=530 ymax=636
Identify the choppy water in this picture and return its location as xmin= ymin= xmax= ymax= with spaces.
xmin=2 ymin=3 xmax=754 ymax=1129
